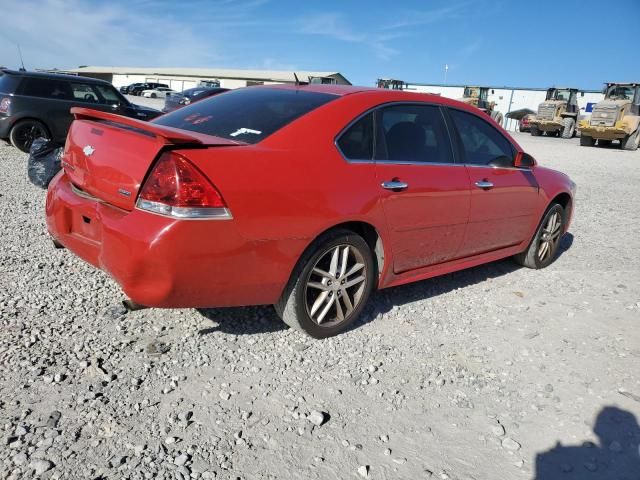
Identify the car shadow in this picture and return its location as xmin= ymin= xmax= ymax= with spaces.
xmin=197 ymin=233 xmax=574 ymax=336
xmin=534 ymin=405 xmax=640 ymax=479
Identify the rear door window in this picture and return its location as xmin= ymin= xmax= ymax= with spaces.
xmin=19 ymin=77 xmax=72 ymax=100
xmin=379 ymin=104 xmax=453 ymax=163
xmin=153 ymin=88 xmax=336 ymax=144
xmin=70 ymin=83 xmax=100 ymax=103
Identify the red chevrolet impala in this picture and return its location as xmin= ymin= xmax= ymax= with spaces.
xmin=46 ymin=85 xmax=575 ymax=338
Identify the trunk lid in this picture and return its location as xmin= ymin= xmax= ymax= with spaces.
xmin=63 ymin=107 xmax=242 ymax=210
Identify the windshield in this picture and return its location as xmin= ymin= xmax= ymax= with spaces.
xmin=464 ymin=87 xmax=480 ymax=98
xmin=606 ymin=86 xmax=634 ymax=100
xmin=153 ymin=87 xmax=337 ymax=144
xmin=547 ymin=89 xmax=571 ymax=101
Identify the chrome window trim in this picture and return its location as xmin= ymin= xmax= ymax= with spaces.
xmin=334 ymin=101 xmax=460 ymax=166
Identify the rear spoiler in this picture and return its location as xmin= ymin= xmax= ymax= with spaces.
xmin=70 ymin=107 xmax=240 ymax=146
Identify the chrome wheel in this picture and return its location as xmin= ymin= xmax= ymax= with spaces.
xmin=538 ymin=211 xmax=562 ymax=262
xmin=304 ymin=244 xmax=367 ymax=327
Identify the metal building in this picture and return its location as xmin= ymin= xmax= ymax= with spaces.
xmin=57 ymin=66 xmax=351 ymax=91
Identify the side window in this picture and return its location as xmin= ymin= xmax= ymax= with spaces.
xmin=337 ymin=112 xmax=374 ymax=161
xmin=449 ymin=109 xmax=514 ymax=166
xmin=94 ymin=85 xmax=122 ymax=105
xmin=19 ymin=78 xmax=72 ymax=100
xmin=379 ymin=104 xmax=452 ymax=163
xmin=70 ymin=83 xmax=99 ymax=103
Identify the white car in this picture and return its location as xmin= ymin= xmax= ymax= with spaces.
xmin=141 ymin=87 xmax=177 ymax=99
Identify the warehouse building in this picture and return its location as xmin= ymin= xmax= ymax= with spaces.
xmin=58 ymin=66 xmax=351 ymax=91
xmin=402 ymin=82 xmax=604 ymax=131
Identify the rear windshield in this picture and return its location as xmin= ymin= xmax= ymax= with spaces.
xmin=153 ymin=88 xmax=336 ymax=144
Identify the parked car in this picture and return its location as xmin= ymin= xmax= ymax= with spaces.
xmin=128 ymin=82 xmax=169 ymax=96
xmin=142 ymin=87 xmax=177 ymax=99
xmin=119 ymin=83 xmax=145 ymax=95
xmin=0 ymin=69 xmax=161 ymax=152
xmin=162 ymin=87 xmax=229 ymax=113
xmin=45 ymin=85 xmax=576 ymax=338
xmin=519 ymin=114 xmax=533 ymax=132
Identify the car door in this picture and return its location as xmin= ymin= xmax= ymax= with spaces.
xmin=372 ymin=104 xmax=471 ymax=273
xmin=447 ymin=108 xmax=540 ymax=257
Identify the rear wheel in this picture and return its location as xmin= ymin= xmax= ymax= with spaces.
xmin=150 ymin=93 xmax=157 ymax=98
xmin=9 ymin=119 xmax=50 ymax=153
xmin=275 ymin=229 xmax=375 ymax=338
xmin=561 ymin=117 xmax=575 ymax=139
xmin=531 ymin=126 xmax=542 ymax=137
xmin=621 ymin=129 xmax=640 ymax=151
xmin=514 ymin=204 xmax=565 ymax=269
xmin=580 ymin=135 xmax=595 ymax=146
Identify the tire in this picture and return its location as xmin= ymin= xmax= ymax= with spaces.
xmin=561 ymin=117 xmax=575 ymax=139
xmin=9 ymin=119 xmax=50 ymax=153
xmin=580 ymin=135 xmax=594 ymax=146
xmin=621 ymin=129 xmax=640 ymax=151
xmin=275 ymin=229 xmax=375 ymax=339
xmin=514 ymin=204 xmax=565 ymax=269
xmin=490 ymin=110 xmax=503 ymax=126
xmin=150 ymin=93 xmax=157 ymax=98
xmin=531 ymin=126 xmax=542 ymax=137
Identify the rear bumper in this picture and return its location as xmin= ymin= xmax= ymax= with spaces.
xmin=45 ymin=172 xmax=297 ymax=308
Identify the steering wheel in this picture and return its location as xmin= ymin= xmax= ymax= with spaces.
xmin=84 ymin=93 xmax=95 ymax=102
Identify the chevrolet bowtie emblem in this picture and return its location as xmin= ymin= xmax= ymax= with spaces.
xmin=83 ymin=145 xmax=95 ymax=156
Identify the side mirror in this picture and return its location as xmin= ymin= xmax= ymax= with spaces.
xmin=515 ymin=152 xmax=536 ymax=168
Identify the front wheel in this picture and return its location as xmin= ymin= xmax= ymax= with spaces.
xmin=621 ymin=129 xmax=640 ymax=151
xmin=514 ymin=204 xmax=565 ymax=269
xmin=9 ymin=119 xmax=50 ymax=153
xmin=561 ymin=117 xmax=575 ymax=139
xmin=150 ymin=93 xmax=157 ymax=98
xmin=531 ymin=126 xmax=542 ymax=137
xmin=275 ymin=230 xmax=375 ymax=338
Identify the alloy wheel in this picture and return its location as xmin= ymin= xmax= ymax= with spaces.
xmin=15 ymin=123 xmax=47 ymax=151
xmin=304 ymin=244 xmax=367 ymax=327
xmin=538 ymin=211 xmax=562 ymax=262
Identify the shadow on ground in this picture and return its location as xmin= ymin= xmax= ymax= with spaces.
xmin=197 ymin=233 xmax=574 ymax=336
xmin=534 ymin=406 xmax=640 ymax=479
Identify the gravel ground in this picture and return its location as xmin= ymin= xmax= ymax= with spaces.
xmin=1 ymin=133 xmax=639 ymax=480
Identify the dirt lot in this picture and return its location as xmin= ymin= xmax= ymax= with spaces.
xmin=1 ymin=133 xmax=639 ymax=480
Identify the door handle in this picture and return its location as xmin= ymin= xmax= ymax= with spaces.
xmin=474 ymin=180 xmax=494 ymax=189
xmin=381 ymin=180 xmax=409 ymax=191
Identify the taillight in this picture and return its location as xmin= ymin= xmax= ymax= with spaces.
xmin=0 ymin=98 xmax=11 ymax=114
xmin=136 ymin=151 xmax=231 ymax=219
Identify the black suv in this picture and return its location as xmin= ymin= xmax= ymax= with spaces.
xmin=0 ymin=70 xmax=161 ymax=152
xmin=128 ymin=82 xmax=170 ymax=96
xmin=119 ymin=83 xmax=145 ymax=95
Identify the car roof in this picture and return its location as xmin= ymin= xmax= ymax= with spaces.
xmin=0 ymin=69 xmax=112 ymax=85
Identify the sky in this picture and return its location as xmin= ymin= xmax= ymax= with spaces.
xmin=0 ymin=0 xmax=638 ymax=89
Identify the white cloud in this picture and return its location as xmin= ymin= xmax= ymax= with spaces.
xmin=0 ymin=0 xmax=267 ymax=70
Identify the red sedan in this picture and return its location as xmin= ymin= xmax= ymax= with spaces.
xmin=46 ymin=85 xmax=575 ymax=338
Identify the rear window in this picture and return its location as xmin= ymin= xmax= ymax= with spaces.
xmin=153 ymin=88 xmax=336 ymax=144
